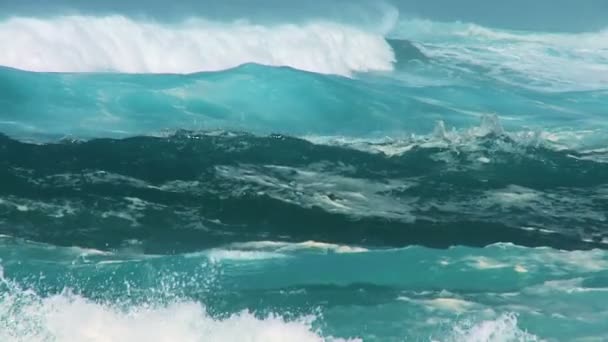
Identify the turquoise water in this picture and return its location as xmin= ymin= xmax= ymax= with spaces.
xmin=1 ymin=1 xmax=607 ymax=341
xmin=2 ymin=237 xmax=608 ymax=341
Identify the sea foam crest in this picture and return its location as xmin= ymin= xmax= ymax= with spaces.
xmin=0 ymin=16 xmax=395 ymax=76
xmin=0 ymin=287 xmax=357 ymax=342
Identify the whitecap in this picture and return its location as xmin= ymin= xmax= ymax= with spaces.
xmin=0 ymin=291 xmax=358 ymax=342
xmin=0 ymin=15 xmax=394 ymax=77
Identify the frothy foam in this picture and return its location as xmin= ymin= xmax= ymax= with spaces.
xmin=205 ymin=249 xmax=288 ymax=262
xmin=447 ymin=314 xmax=540 ymax=342
xmin=304 ymin=114 xmax=608 ymax=158
xmin=393 ymin=19 xmax=608 ymax=91
xmin=0 ymin=15 xmax=395 ymax=76
xmin=0 ymin=289 xmax=355 ymax=342
xmin=228 ymin=241 xmax=369 ymax=254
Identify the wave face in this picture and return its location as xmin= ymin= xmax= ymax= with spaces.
xmin=1 ymin=62 xmax=607 ymax=141
xmin=1 ymin=2 xmax=608 ymax=341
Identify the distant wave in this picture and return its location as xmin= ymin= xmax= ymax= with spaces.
xmin=0 ymin=15 xmax=394 ymax=76
xmin=1 ymin=14 xmax=607 ymax=92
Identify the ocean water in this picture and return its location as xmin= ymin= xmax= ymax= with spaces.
xmin=1 ymin=1 xmax=607 ymax=341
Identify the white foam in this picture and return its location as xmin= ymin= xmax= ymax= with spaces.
xmin=535 ymin=250 xmax=608 ymax=272
xmin=215 ymin=164 xmax=416 ymax=222
xmin=514 ymin=265 xmax=528 ymax=273
xmin=468 ymin=257 xmax=509 ymax=270
xmin=0 ymin=291 xmax=357 ymax=342
xmin=524 ymin=278 xmax=608 ymax=296
xmin=0 ymin=196 xmax=77 ymax=219
xmin=488 ymin=186 xmax=541 ymax=207
xmin=303 ymin=115 xmax=605 ymax=157
xmin=392 ymin=19 xmax=608 ymax=91
xmin=465 ymin=246 xmax=608 ymax=277
xmin=229 ymin=241 xmax=369 ymax=254
xmin=0 ymin=15 xmax=395 ymax=76
xmin=448 ymin=313 xmax=540 ymax=342
xmin=205 ymin=249 xmax=288 ymax=263
xmin=424 ymin=298 xmax=477 ymax=313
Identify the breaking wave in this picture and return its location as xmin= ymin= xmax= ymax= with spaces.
xmin=0 ymin=15 xmax=394 ymax=76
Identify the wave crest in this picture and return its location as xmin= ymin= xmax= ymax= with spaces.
xmin=0 ymin=15 xmax=394 ymax=76
xmin=0 ymin=287 xmax=350 ymax=342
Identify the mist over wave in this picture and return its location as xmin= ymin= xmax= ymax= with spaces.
xmin=0 ymin=13 xmax=606 ymax=91
xmin=0 ymin=15 xmax=394 ymax=76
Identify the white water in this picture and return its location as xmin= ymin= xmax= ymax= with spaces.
xmin=0 ymin=288 xmax=539 ymax=342
xmin=1 ymin=14 xmax=607 ymax=92
xmin=304 ymin=115 xmax=608 ymax=157
xmin=392 ymin=19 xmax=608 ymax=91
xmin=448 ymin=314 xmax=540 ymax=342
xmin=0 ymin=15 xmax=394 ymax=76
xmin=0 ymin=288 xmax=355 ymax=342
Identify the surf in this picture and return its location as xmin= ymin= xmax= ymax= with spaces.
xmin=0 ymin=15 xmax=394 ymax=76
xmin=1 ymin=2 xmax=607 ymax=341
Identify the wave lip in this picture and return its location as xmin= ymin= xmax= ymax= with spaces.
xmin=0 ymin=15 xmax=394 ymax=76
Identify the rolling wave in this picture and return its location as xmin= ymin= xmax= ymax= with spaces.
xmin=1 ymin=129 xmax=606 ymax=253
xmin=0 ymin=15 xmax=394 ymax=76
xmin=1 ymin=13 xmax=606 ymax=93
xmin=1 ymin=64 xmax=606 ymax=142
xmin=0 ymin=64 xmax=415 ymax=139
